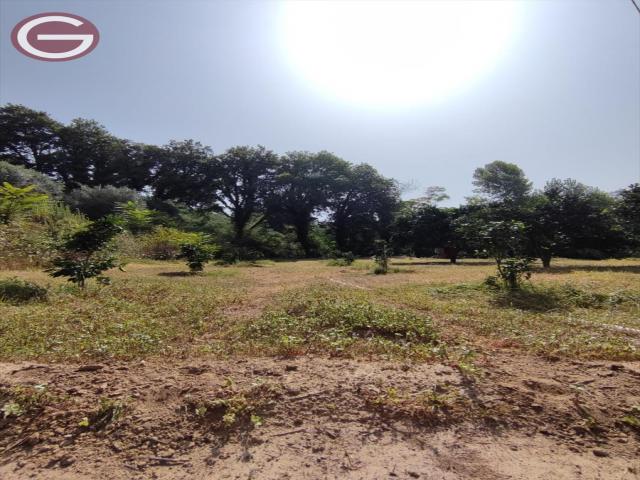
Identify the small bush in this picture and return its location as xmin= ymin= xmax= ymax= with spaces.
xmin=177 ymin=242 xmax=218 ymax=273
xmin=0 ymin=277 xmax=48 ymax=304
xmin=327 ymin=252 xmax=355 ymax=267
xmin=140 ymin=227 xmax=204 ymax=260
xmin=373 ymin=241 xmax=389 ymax=275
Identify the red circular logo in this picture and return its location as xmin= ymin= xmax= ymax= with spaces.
xmin=11 ymin=12 xmax=99 ymax=62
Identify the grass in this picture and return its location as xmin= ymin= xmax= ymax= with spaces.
xmin=237 ymin=284 xmax=440 ymax=359
xmin=380 ymin=278 xmax=640 ymax=360
xmin=0 ymin=257 xmax=639 ymax=361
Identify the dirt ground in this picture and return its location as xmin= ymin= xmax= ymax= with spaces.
xmin=1 ymin=259 xmax=639 ymax=479
xmin=1 ymin=353 xmax=639 ymax=479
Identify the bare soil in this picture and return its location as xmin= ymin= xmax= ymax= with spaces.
xmin=1 ymin=351 xmax=639 ymax=479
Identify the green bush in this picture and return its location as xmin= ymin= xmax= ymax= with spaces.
xmin=0 ymin=278 xmax=48 ymax=304
xmin=48 ymin=217 xmax=123 ymax=288
xmin=140 ymin=227 xmax=204 ymax=260
xmin=177 ymin=242 xmax=218 ymax=273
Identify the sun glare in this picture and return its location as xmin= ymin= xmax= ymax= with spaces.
xmin=279 ymin=1 xmax=521 ymax=108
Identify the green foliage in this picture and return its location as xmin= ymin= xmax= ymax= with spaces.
xmin=327 ymin=251 xmax=355 ymax=266
xmin=48 ymin=217 xmax=123 ymax=288
xmin=177 ymin=242 xmax=218 ymax=273
xmin=0 ymin=277 xmax=48 ymax=304
xmin=140 ymin=227 xmax=205 ymax=260
xmin=373 ymin=240 xmax=389 ymax=274
xmin=65 ymin=185 xmax=142 ymax=220
xmin=116 ymin=200 xmax=154 ymax=234
xmin=472 ymin=160 xmax=532 ymax=203
xmin=480 ymin=220 xmax=533 ymax=289
xmin=0 ymin=182 xmax=48 ymax=223
xmin=0 ymin=161 xmax=63 ymax=198
xmin=244 ymin=286 xmax=439 ymax=358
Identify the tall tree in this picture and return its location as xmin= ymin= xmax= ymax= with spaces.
xmin=210 ymin=146 xmax=279 ymax=244
xmin=152 ymin=140 xmax=214 ymax=207
xmin=331 ymin=164 xmax=400 ymax=255
xmin=269 ymin=151 xmax=349 ymax=256
xmin=472 ymin=161 xmax=532 ymax=204
xmin=616 ymin=183 xmax=640 ymax=252
xmin=0 ymin=104 xmax=62 ymax=174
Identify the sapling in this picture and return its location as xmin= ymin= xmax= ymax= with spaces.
xmin=47 ymin=217 xmax=123 ymax=288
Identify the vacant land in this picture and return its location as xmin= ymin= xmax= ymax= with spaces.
xmin=1 ymin=258 xmax=639 ymax=479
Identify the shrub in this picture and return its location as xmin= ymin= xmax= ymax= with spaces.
xmin=0 ymin=161 xmax=63 ymax=198
xmin=0 ymin=182 xmax=49 ymax=224
xmin=177 ymin=242 xmax=218 ymax=273
xmin=327 ymin=251 xmax=355 ymax=266
xmin=140 ymin=227 xmax=204 ymax=260
xmin=65 ymin=185 xmax=142 ymax=220
xmin=47 ymin=217 xmax=123 ymax=288
xmin=373 ymin=240 xmax=389 ymax=275
xmin=0 ymin=278 xmax=48 ymax=304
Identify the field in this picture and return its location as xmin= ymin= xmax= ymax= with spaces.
xmin=1 ymin=258 xmax=639 ymax=479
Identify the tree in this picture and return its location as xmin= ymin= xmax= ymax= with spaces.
xmin=537 ymin=179 xmax=624 ymax=260
xmin=330 ymin=164 xmax=400 ymax=255
xmin=47 ymin=217 xmax=123 ymax=288
xmin=480 ymin=220 xmax=533 ymax=289
xmin=0 ymin=104 xmax=62 ymax=174
xmin=616 ymin=184 xmax=640 ymax=252
xmin=414 ymin=186 xmax=450 ymax=206
xmin=472 ymin=161 xmax=532 ymax=203
xmin=55 ymin=119 xmax=142 ymax=189
xmin=392 ymin=202 xmax=459 ymax=261
xmin=0 ymin=182 xmax=49 ymax=224
xmin=152 ymin=140 xmax=214 ymax=207
xmin=0 ymin=161 xmax=63 ymax=198
xmin=268 ymin=151 xmax=349 ymax=256
xmin=65 ymin=185 xmax=142 ymax=220
xmin=208 ymin=146 xmax=279 ymax=246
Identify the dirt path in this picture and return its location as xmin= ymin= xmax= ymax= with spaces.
xmin=1 ymin=352 xmax=639 ymax=479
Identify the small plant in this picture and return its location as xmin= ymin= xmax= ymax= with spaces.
xmin=79 ymin=398 xmax=126 ymax=430
xmin=47 ymin=217 xmax=124 ymax=288
xmin=0 ymin=277 xmax=48 ymax=304
xmin=327 ymin=251 xmax=355 ymax=267
xmin=373 ymin=240 xmax=389 ymax=275
xmin=1 ymin=384 xmax=50 ymax=418
xmin=177 ymin=242 xmax=218 ymax=274
xmin=481 ymin=221 xmax=533 ymax=289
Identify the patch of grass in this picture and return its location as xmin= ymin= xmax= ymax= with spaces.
xmin=381 ymin=281 xmax=640 ymax=360
xmin=0 ymin=277 xmax=48 ymax=304
xmin=0 ymin=274 xmax=245 ymax=360
xmin=239 ymin=285 xmax=440 ymax=359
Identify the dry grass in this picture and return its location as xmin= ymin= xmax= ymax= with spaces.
xmin=0 ymin=257 xmax=638 ymax=361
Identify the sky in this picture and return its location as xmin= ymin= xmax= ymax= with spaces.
xmin=0 ymin=0 xmax=638 ymax=206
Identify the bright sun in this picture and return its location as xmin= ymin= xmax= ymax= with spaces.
xmin=279 ymin=1 xmax=521 ymax=108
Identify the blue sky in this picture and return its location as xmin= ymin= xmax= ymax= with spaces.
xmin=1 ymin=0 xmax=638 ymax=205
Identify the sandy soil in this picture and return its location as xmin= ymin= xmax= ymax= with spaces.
xmin=1 ymin=352 xmax=639 ymax=479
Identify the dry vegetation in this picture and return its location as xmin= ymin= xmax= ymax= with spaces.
xmin=1 ymin=258 xmax=639 ymax=479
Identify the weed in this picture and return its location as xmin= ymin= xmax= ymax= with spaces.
xmin=1 ymin=384 xmax=51 ymax=418
xmin=80 ymin=398 xmax=126 ymax=430
xmin=242 ymin=285 xmax=439 ymax=359
xmin=0 ymin=277 xmax=48 ymax=304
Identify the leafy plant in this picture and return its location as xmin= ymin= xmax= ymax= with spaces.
xmin=0 ymin=277 xmax=48 ymax=304
xmin=47 ymin=217 xmax=123 ymax=288
xmin=373 ymin=240 xmax=389 ymax=275
xmin=0 ymin=182 xmax=48 ymax=223
xmin=481 ymin=220 xmax=533 ymax=289
xmin=177 ymin=242 xmax=218 ymax=273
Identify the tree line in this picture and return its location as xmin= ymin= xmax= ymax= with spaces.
xmin=1 ymin=103 xmax=638 ymax=265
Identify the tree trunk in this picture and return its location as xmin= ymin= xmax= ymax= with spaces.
xmin=293 ymin=216 xmax=312 ymax=258
xmin=541 ymin=253 xmax=552 ymax=269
